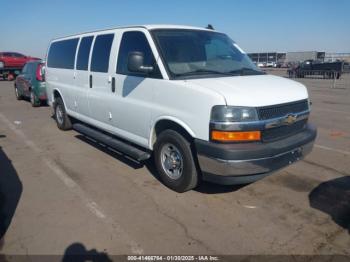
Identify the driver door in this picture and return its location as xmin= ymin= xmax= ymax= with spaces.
xmin=107 ymin=30 xmax=163 ymax=147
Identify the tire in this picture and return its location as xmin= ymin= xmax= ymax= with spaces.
xmin=54 ymin=97 xmax=72 ymax=130
xmin=14 ymin=85 xmax=22 ymax=100
xmin=7 ymin=74 xmax=14 ymax=81
xmin=154 ymin=130 xmax=199 ymax=192
xmin=30 ymin=90 xmax=40 ymax=107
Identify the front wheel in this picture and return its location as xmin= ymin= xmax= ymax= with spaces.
xmin=54 ymin=97 xmax=72 ymax=130
xmin=154 ymin=130 xmax=199 ymax=192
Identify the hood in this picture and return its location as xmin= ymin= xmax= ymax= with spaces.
xmin=187 ymin=74 xmax=308 ymax=107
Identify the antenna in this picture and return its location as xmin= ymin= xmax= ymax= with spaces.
xmin=206 ymin=24 xmax=214 ymax=30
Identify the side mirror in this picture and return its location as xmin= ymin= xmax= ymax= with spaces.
xmin=127 ymin=51 xmax=154 ymax=74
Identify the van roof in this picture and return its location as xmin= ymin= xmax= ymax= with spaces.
xmin=143 ymin=24 xmax=212 ymax=30
xmin=51 ymin=24 xmax=215 ymax=41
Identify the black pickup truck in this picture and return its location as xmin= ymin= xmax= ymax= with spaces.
xmin=288 ymin=60 xmax=350 ymax=79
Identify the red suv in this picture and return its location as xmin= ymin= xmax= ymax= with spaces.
xmin=0 ymin=52 xmax=40 ymax=80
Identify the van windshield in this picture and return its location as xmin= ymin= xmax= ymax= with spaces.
xmin=152 ymin=29 xmax=264 ymax=79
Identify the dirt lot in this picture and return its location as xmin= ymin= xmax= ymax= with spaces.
xmin=0 ymin=71 xmax=349 ymax=257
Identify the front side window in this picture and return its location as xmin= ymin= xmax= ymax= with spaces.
xmin=91 ymin=34 xmax=114 ymax=73
xmin=47 ymin=38 xmax=79 ymax=69
xmin=76 ymin=36 xmax=93 ymax=70
xmin=152 ymin=29 xmax=263 ymax=79
xmin=117 ymin=31 xmax=161 ymax=78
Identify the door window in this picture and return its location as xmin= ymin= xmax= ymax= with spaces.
xmin=90 ymin=34 xmax=114 ymax=73
xmin=12 ymin=53 xmax=25 ymax=58
xmin=76 ymin=36 xmax=94 ymax=70
xmin=116 ymin=31 xmax=161 ymax=78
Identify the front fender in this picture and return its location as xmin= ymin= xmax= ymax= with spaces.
xmin=149 ymin=116 xmax=196 ymax=149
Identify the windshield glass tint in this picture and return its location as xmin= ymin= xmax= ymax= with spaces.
xmin=152 ymin=30 xmax=260 ymax=78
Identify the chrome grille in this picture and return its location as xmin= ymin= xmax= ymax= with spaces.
xmin=258 ymin=100 xmax=309 ymax=120
xmin=262 ymin=119 xmax=307 ymax=142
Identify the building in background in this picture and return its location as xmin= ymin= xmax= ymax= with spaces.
xmin=248 ymin=51 xmax=330 ymax=66
xmin=285 ymin=51 xmax=325 ymax=63
xmin=248 ymin=52 xmax=286 ymax=66
xmin=324 ymin=53 xmax=350 ymax=62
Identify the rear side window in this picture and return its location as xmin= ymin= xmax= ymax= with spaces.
xmin=22 ymin=64 xmax=28 ymax=73
xmin=76 ymin=36 xmax=94 ymax=70
xmin=91 ymin=34 xmax=114 ymax=73
xmin=117 ymin=31 xmax=161 ymax=78
xmin=24 ymin=63 xmax=34 ymax=74
xmin=28 ymin=63 xmax=35 ymax=74
xmin=47 ymin=38 xmax=79 ymax=69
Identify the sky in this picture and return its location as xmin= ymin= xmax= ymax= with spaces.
xmin=1 ymin=0 xmax=349 ymax=59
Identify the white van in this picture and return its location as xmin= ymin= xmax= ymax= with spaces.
xmin=45 ymin=25 xmax=316 ymax=192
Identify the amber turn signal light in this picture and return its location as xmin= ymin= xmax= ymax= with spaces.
xmin=211 ymin=130 xmax=261 ymax=142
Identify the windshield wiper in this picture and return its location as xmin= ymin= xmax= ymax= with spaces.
xmin=174 ymin=68 xmax=265 ymax=78
xmin=174 ymin=69 xmax=233 ymax=77
xmin=228 ymin=68 xmax=266 ymax=76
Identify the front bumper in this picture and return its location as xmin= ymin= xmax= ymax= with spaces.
xmin=195 ymin=123 xmax=317 ymax=185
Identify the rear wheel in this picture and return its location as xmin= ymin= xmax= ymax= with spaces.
xmin=14 ymin=85 xmax=22 ymax=100
xmin=154 ymin=130 xmax=199 ymax=192
xmin=54 ymin=97 xmax=72 ymax=130
xmin=30 ymin=91 xmax=40 ymax=107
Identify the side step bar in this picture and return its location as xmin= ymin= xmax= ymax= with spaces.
xmin=73 ymin=123 xmax=151 ymax=162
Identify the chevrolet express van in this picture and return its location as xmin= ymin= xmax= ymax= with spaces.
xmin=45 ymin=25 xmax=316 ymax=192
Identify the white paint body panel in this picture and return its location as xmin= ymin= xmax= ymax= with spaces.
xmin=188 ymin=74 xmax=308 ymax=107
xmin=46 ymin=25 xmax=309 ymax=150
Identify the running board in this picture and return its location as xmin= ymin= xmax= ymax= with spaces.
xmin=73 ymin=123 xmax=151 ymax=162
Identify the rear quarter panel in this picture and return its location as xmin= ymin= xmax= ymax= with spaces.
xmin=45 ymin=67 xmax=74 ymax=108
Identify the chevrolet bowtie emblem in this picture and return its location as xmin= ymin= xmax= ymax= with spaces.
xmin=285 ymin=114 xmax=298 ymax=125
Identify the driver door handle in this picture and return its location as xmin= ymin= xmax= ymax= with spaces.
xmin=89 ymin=75 xmax=92 ymax=88
xmin=111 ymin=77 xmax=115 ymax=93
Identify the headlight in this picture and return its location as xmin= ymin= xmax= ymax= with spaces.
xmin=0 ymin=61 xmax=4 ymax=68
xmin=211 ymin=106 xmax=258 ymax=122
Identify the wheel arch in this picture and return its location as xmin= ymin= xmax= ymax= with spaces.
xmin=52 ymin=88 xmax=67 ymax=108
xmin=149 ymin=117 xmax=196 ymax=150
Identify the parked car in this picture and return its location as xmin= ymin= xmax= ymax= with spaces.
xmin=266 ymin=61 xmax=277 ymax=67
xmin=14 ymin=61 xmax=47 ymax=106
xmin=0 ymin=52 xmax=40 ymax=80
xmin=257 ymin=62 xmax=266 ymax=67
xmin=45 ymin=25 xmax=316 ymax=192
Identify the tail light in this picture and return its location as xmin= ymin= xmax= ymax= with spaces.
xmin=36 ymin=63 xmax=45 ymax=81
